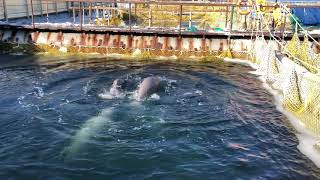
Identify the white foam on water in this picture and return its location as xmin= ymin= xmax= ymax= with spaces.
xmin=149 ymin=93 xmax=160 ymax=100
xmin=98 ymin=88 xmax=125 ymax=100
xmin=66 ymin=107 xmax=114 ymax=156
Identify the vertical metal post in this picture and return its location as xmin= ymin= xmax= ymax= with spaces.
xmin=129 ymin=2 xmax=132 ymax=32
xmin=229 ymin=5 xmax=234 ymax=34
xmin=26 ymin=0 xmax=30 ymax=19
xmin=72 ymin=2 xmax=75 ymax=23
xmin=46 ymin=0 xmax=49 ymax=23
xmin=179 ymin=4 xmax=182 ymax=34
xmin=3 ymin=0 xmax=8 ymax=21
xmin=79 ymin=1 xmax=83 ymax=31
xmin=82 ymin=1 xmax=85 ymax=24
xmin=31 ymin=0 xmax=35 ymax=28
xmin=281 ymin=13 xmax=287 ymax=40
xmin=189 ymin=12 xmax=192 ymax=28
xmin=66 ymin=1 xmax=70 ymax=16
xmin=55 ymin=0 xmax=58 ymax=15
xmin=39 ymin=0 xmax=43 ymax=17
xmin=225 ymin=6 xmax=229 ymax=28
xmin=148 ymin=5 xmax=152 ymax=27
xmin=89 ymin=2 xmax=92 ymax=24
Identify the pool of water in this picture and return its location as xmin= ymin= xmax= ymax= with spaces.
xmin=0 ymin=54 xmax=319 ymax=179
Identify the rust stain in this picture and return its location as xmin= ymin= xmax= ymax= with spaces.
xmin=135 ymin=39 xmax=139 ymax=49
xmin=163 ymin=37 xmax=169 ymax=50
xmin=32 ymin=31 xmax=40 ymax=43
xmin=117 ymin=35 xmax=121 ymax=48
xmin=219 ymin=41 xmax=224 ymax=52
xmin=80 ymin=32 xmax=87 ymax=46
xmin=47 ymin=32 xmax=52 ymax=42
xmin=103 ymin=34 xmax=110 ymax=46
xmin=189 ymin=38 xmax=194 ymax=51
xmin=70 ymin=37 xmax=76 ymax=46
xmin=152 ymin=35 xmax=157 ymax=49
xmin=57 ymin=31 xmax=63 ymax=42
xmin=201 ymin=38 xmax=206 ymax=51
xmin=92 ymin=34 xmax=98 ymax=46
xmin=176 ymin=36 xmax=182 ymax=50
xmin=140 ymin=36 xmax=144 ymax=49
xmin=127 ymin=35 xmax=133 ymax=49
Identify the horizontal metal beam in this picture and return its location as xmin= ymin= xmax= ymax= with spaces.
xmin=36 ymin=0 xmax=320 ymax=8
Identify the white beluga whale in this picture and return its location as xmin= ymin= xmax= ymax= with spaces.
xmin=64 ymin=107 xmax=114 ymax=157
xmin=100 ymin=78 xmax=135 ymax=99
xmin=109 ymin=79 xmax=125 ymax=97
xmin=135 ymin=76 xmax=161 ymax=101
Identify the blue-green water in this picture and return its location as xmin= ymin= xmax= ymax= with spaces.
xmin=0 ymin=55 xmax=319 ymax=179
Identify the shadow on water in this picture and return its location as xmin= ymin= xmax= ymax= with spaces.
xmin=0 ymin=54 xmax=320 ymax=179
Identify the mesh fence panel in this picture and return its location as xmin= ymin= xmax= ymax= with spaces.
xmin=253 ymin=36 xmax=320 ymax=136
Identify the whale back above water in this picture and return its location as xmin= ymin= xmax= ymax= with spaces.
xmin=136 ymin=76 xmax=161 ymax=101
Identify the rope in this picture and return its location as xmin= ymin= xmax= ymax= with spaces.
xmin=281 ymin=4 xmax=320 ymax=48
xmin=254 ymin=4 xmax=320 ymax=73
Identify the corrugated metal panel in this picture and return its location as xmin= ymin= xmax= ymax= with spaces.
xmin=2 ymin=0 xmax=67 ymax=19
xmin=0 ymin=0 xmax=4 ymax=20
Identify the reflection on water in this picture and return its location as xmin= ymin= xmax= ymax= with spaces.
xmin=0 ymin=54 xmax=319 ymax=179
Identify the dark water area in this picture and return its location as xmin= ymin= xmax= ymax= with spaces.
xmin=0 ymin=54 xmax=319 ymax=180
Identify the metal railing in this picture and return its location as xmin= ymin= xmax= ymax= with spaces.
xmin=1 ymin=0 xmax=320 ymax=35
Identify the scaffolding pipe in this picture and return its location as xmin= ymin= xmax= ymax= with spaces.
xmin=3 ymin=0 xmax=8 ymax=21
xmin=26 ymin=0 xmax=29 ymax=19
xmin=229 ymin=5 xmax=234 ymax=34
xmin=39 ymin=0 xmax=43 ymax=17
xmin=79 ymin=1 xmax=83 ymax=30
xmin=31 ymin=0 xmax=35 ymax=28
xmin=46 ymin=0 xmax=49 ymax=23
xmin=179 ymin=4 xmax=182 ymax=34
xmin=129 ymin=2 xmax=132 ymax=32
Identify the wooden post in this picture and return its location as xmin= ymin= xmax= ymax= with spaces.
xmin=26 ymin=0 xmax=29 ymax=19
xmin=179 ymin=5 xmax=182 ymax=34
xmin=129 ymin=2 xmax=132 ymax=32
xmin=79 ymin=1 xmax=83 ymax=31
xmin=229 ymin=5 xmax=234 ymax=34
xmin=31 ymin=0 xmax=35 ymax=28
xmin=46 ymin=0 xmax=49 ymax=23
xmin=3 ymin=0 xmax=8 ymax=21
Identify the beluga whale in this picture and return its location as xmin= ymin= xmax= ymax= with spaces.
xmin=135 ymin=76 xmax=161 ymax=101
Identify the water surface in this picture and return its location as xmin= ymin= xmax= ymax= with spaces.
xmin=0 ymin=54 xmax=319 ymax=179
